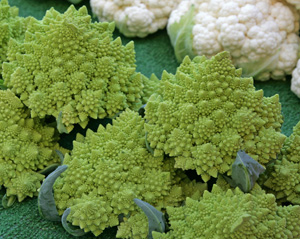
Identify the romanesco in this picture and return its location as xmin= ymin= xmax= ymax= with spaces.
xmin=0 ymin=0 xmax=27 ymax=77
xmin=144 ymin=51 xmax=286 ymax=182
xmin=0 ymin=90 xmax=66 ymax=206
xmin=263 ymin=121 xmax=300 ymax=204
xmin=2 ymin=5 xmax=152 ymax=133
xmin=47 ymin=109 xmax=206 ymax=237
xmin=153 ymin=177 xmax=300 ymax=239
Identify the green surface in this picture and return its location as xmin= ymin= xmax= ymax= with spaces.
xmin=1 ymin=0 xmax=300 ymax=238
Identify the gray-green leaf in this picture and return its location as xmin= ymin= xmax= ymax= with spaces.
xmin=61 ymin=208 xmax=86 ymax=236
xmin=37 ymin=163 xmax=60 ymax=175
xmin=134 ymin=198 xmax=166 ymax=239
xmin=230 ymin=150 xmax=265 ymax=192
xmin=2 ymin=194 xmax=16 ymax=208
xmin=145 ymin=133 xmax=154 ymax=155
xmin=38 ymin=165 xmax=68 ymax=221
xmin=55 ymin=149 xmax=65 ymax=164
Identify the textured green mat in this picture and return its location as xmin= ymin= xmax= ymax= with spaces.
xmin=1 ymin=0 xmax=300 ymax=238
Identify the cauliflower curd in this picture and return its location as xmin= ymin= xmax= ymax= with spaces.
xmin=90 ymin=0 xmax=183 ymax=37
xmin=167 ymin=0 xmax=300 ymax=81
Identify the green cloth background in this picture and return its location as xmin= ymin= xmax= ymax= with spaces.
xmin=1 ymin=0 xmax=300 ymax=238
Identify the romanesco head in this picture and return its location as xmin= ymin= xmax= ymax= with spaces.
xmin=53 ymin=109 xmax=206 ymax=237
xmin=153 ymin=177 xmax=300 ymax=239
xmin=2 ymin=5 xmax=149 ymax=133
xmin=0 ymin=90 xmax=65 ymax=203
xmin=145 ymin=51 xmax=286 ymax=182
xmin=0 ymin=0 xmax=27 ymax=77
xmin=264 ymin=121 xmax=300 ymax=204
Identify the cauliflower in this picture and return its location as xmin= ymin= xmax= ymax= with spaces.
xmin=0 ymin=0 xmax=27 ymax=77
xmin=167 ymin=0 xmax=300 ymax=81
xmin=40 ymin=109 xmax=206 ymax=237
xmin=144 ymin=51 xmax=286 ymax=182
xmin=285 ymin=0 xmax=300 ymax=9
xmin=263 ymin=121 xmax=300 ymax=204
xmin=2 ymin=5 xmax=154 ymax=133
xmin=0 ymin=90 xmax=66 ymax=207
xmin=90 ymin=0 xmax=183 ymax=38
xmin=291 ymin=59 xmax=300 ymax=97
xmin=152 ymin=177 xmax=300 ymax=239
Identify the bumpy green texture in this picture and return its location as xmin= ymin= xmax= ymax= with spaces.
xmin=263 ymin=121 xmax=300 ymax=204
xmin=142 ymin=73 xmax=160 ymax=104
xmin=52 ymin=109 xmax=206 ymax=238
xmin=0 ymin=0 xmax=27 ymax=77
xmin=153 ymin=177 xmax=300 ymax=239
xmin=0 ymin=90 xmax=65 ymax=203
xmin=144 ymin=51 xmax=286 ymax=182
xmin=2 ymin=5 xmax=150 ymax=133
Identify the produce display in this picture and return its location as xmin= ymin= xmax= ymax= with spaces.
xmin=1 ymin=0 xmax=300 ymax=239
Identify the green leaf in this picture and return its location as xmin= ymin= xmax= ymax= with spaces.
xmin=167 ymin=4 xmax=196 ymax=62
xmin=239 ymin=48 xmax=280 ymax=78
xmin=61 ymin=208 xmax=86 ymax=236
xmin=134 ymin=198 xmax=166 ymax=239
xmin=2 ymin=194 xmax=16 ymax=208
xmin=55 ymin=149 xmax=65 ymax=164
xmin=38 ymin=165 xmax=68 ymax=221
xmin=145 ymin=132 xmax=154 ymax=155
xmin=56 ymin=111 xmax=68 ymax=134
xmin=37 ymin=163 xmax=60 ymax=175
xmin=227 ymin=150 xmax=265 ymax=192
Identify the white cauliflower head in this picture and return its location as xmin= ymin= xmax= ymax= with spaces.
xmin=90 ymin=0 xmax=183 ymax=38
xmin=167 ymin=0 xmax=300 ymax=81
xmin=291 ymin=59 xmax=300 ymax=98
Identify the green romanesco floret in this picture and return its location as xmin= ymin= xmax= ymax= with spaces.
xmin=0 ymin=90 xmax=66 ymax=204
xmin=263 ymin=121 xmax=300 ymax=204
xmin=52 ymin=109 xmax=206 ymax=238
xmin=2 ymin=5 xmax=152 ymax=133
xmin=116 ymin=211 xmax=148 ymax=239
xmin=141 ymin=73 xmax=160 ymax=104
xmin=152 ymin=177 xmax=300 ymax=239
xmin=0 ymin=0 xmax=27 ymax=77
xmin=144 ymin=51 xmax=286 ymax=182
